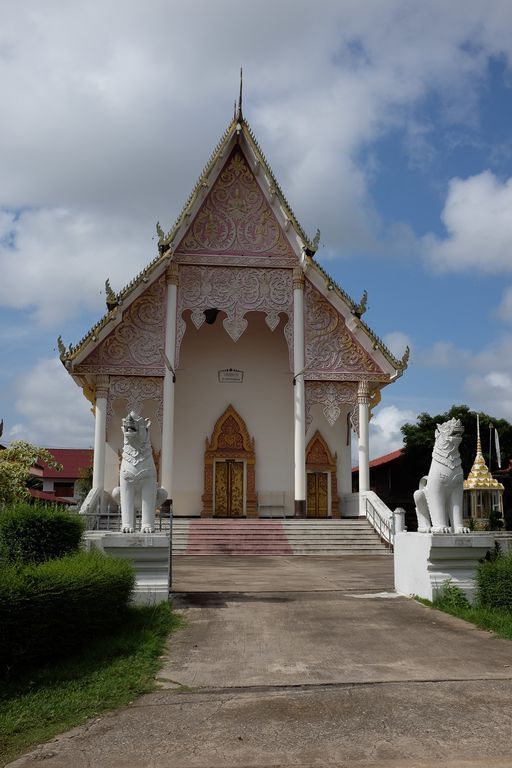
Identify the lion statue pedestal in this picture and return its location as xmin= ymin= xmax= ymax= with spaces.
xmin=112 ymin=411 xmax=167 ymax=534
xmin=413 ymin=417 xmax=469 ymax=534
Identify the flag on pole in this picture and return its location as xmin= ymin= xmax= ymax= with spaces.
xmin=495 ymin=428 xmax=502 ymax=469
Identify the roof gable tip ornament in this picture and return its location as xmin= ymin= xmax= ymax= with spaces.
xmin=400 ymin=345 xmax=410 ymax=369
xmin=156 ymin=221 xmax=169 ymax=255
xmin=352 ymin=290 xmax=368 ymax=319
xmin=105 ymin=278 xmax=119 ymax=312
xmin=57 ymin=335 xmax=73 ymax=369
xmin=235 ymin=67 xmax=244 ymax=123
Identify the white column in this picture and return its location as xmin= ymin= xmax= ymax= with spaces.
xmin=293 ymin=267 xmax=306 ymax=517
xmin=160 ymin=262 xmax=179 ymax=500
xmin=92 ymin=375 xmax=109 ymax=511
xmin=358 ymin=381 xmax=371 ymax=513
xmin=339 ymin=410 xmax=353 ymax=496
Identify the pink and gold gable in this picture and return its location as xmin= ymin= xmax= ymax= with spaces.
xmin=304 ymin=281 xmax=384 ymax=381
xmin=74 ymin=276 xmax=166 ymax=377
xmin=175 ymin=148 xmax=297 ymax=267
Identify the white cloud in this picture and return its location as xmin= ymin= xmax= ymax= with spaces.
xmin=417 ymin=340 xmax=472 ymax=368
xmin=368 ymin=404 xmax=416 ymax=460
xmin=0 ymin=208 xmax=153 ymax=326
xmin=423 ymin=171 xmax=512 ymax=273
xmin=465 ymin=371 xmax=512 ymax=421
xmin=415 ymin=334 xmax=512 ymax=421
xmin=383 ymin=331 xmax=412 ymax=359
xmin=0 ymin=1 xmax=510 ymax=262
xmin=10 ymin=358 xmax=94 ymax=447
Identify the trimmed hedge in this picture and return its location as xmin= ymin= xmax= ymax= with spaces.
xmin=477 ymin=552 xmax=512 ymax=611
xmin=0 ymin=503 xmax=84 ymax=564
xmin=0 ymin=551 xmax=135 ymax=675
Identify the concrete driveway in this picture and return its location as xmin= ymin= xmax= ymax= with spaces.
xmin=8 ymin=556 xmax=512 ymax=768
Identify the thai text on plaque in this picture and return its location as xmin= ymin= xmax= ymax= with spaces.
xmin=218 ymin=369 xmax=244 ymax=383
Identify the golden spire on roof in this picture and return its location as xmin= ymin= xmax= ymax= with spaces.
xmin=236 ymin=67 xmax=243 ymax=120
xmin=464 ymin=414 xmax=504 ymax=491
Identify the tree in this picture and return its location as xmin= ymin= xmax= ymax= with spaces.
xmin=0 ymin=441 xmax=63 ymax=507
xmin=401 ymin=405 xmax=512 ymax=480
xmin=75 ymin=464 xmax=93 ymax=505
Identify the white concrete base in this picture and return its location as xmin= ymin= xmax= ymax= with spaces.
xmin=84 ymin=532 xmax=170 ymax=605
xmin=394 ymin=532 xmax=494 ymax=603
xmin=341 ymin=493 xmax=363 ymax=518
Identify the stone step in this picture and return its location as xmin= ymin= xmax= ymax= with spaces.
xmin=169 ymin=516 xmax=390 ymax=556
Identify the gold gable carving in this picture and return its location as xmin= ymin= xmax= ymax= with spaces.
xmin=304 ymin=281 xmax=383 ymax=379
xmin=75 ymin=276 xmax=166 ymax=376
xmin=175 ymin=148 xmax=296 ymax=266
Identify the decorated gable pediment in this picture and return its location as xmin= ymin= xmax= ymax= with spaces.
xmin=74 ymin=276 xmax=166 ymax=376
xmin=304 ymin=280 xmax=384 ymax=380
xmin=175 ymin=148 xmax=297 ymax=267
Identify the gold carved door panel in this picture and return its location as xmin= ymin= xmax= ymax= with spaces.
xmin=215 ymin=462 xmax=228 ymax=516
xmin=307 ymin=472 xmax=329 ymax=518
xmin=215 ymin=460 xmax=244 ymax=517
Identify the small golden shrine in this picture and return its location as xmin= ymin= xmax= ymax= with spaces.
xmin=463 ymin=417 xmax=504 ymax=525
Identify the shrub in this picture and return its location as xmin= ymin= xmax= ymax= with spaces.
xmin=0 ymin=503 xmax=84 ymax=564
xmin=0 ymin=551 xmax=135 ymax=675
xmin=433 ymin=581 xmax=471 ymax=611
xmin=477 ymin=551 xmax=512 ymax=611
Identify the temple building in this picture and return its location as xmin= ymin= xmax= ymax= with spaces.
xmin=59 ymin=100 xmax=408 ymax=520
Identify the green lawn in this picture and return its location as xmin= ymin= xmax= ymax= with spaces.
xmin=420 ymin=581 xmax=512 ymax=641
xmin=0 ymin=602 xmax=184 ymax=766
xmin=431 ymin=602 xmax=512 ymax=640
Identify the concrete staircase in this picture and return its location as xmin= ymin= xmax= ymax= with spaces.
xmin=171 ymin=518 xmax=390 ymax=556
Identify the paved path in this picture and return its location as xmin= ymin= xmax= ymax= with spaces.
xmin=8 ymin=556 xmax=512 ymax=768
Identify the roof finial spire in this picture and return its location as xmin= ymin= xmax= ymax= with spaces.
xmin=237 ymin=67 xmax=243 ymax=120
xmin=476 ymin=412 xmax=482 ymax=455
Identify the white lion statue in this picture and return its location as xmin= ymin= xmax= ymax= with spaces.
xmin=112 ymin=411 xmax=167 ymax=533
xmin=414 ymin=418 xmax=470 ymax=534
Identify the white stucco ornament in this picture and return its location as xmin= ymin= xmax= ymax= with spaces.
xmin=414 ymin=418 xmax=470 ymax=534
xmin=112 ymin=411 xmax=167 ymax=533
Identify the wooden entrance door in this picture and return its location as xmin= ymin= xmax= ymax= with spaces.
xmin=307 ymin=472 xmax=329 ymax=518
xmin=215 ymin=460 xmax=244 ymax=517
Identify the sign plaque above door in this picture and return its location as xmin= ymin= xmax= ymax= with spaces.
xmin=218 ymin=368 xmax=244 ymax=383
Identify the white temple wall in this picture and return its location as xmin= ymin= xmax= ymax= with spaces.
xmin=174 ymin=311 xmax=294 ymax=516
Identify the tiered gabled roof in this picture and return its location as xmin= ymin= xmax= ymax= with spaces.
xmin=59 ymin=110 xmax=409 ymax=378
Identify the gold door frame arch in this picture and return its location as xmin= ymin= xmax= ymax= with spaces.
xmin=202 ymin=404 xmax=257 ymax=517
xmin=306 ymin=431 xmax=340 ymax=518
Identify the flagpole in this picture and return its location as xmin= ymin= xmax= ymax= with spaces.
xmin=489 ymin=423 xmax=493 ymax=468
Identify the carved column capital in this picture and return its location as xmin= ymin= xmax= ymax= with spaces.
xmin=95 ymin=374 xmax=110 ymax=400
xmin=165 ymin=262 xmax=180 ymax=286
xmin=357 ymin=379 xmax=371 ymax=405
xmin=292 ymin=266 xmax=305 ymax=290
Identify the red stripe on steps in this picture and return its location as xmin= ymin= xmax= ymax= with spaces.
xmin=185 ymin=520 xmax=293 ymax=555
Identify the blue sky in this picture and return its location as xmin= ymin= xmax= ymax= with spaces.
xmin=1 ymin=1 xmax=512 ymax=459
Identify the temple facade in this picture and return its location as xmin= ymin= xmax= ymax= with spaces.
xmin=60 ymin=105 xmax=408 ymax=519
